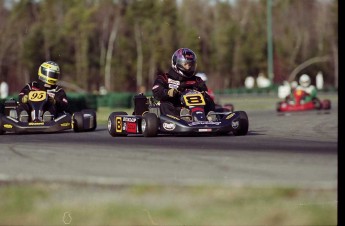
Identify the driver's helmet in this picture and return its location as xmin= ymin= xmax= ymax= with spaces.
xmin=195 ymin=72 xmax=207 ymax=82
xmin=171 ymin=48 xmax=197 ymax=78
xmin=38 ymin=61 xmax=60 ymax=86
xmin=299 ymin=74 xmax=311 ymax=88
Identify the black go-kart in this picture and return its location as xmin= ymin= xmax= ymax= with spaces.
xmin=0 ymin=90 xmax=97 ymax=134
xmin=108 ymin=90 xmax=249 ymax=137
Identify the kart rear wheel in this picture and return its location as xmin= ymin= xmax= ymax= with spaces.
xmin=73 ymin=112 xmax=84 ymax=132
xmin=141 ymin=113 xmax=159 ymax=137
xmin=321 ymin=99 xmax=331 ymax=110
xmin=108 ymin=112 xmax=128 ymax=137
xmin=233 ymin=111 xmax=249 ymax=136
xmin=81 ymin=109 xmax=97 ymax=131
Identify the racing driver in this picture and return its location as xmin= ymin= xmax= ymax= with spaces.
xmin=17 ymin=61 xmax=69 ymax=122
xmin=152 ymin=48 xmax=215 ymax=119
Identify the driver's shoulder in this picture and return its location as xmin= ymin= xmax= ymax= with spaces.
xmin=54 ymin=85 xmax=64 ymax=92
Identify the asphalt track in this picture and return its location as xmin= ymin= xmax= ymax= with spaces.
xmin=0 ymin=106 xmax=338 ymax=189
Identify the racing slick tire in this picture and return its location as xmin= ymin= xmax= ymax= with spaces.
xmin=108 ymin=112 xmax=128 ymax=137
xmin=141 ymin=113 xmax=159 ymax=137
xmin=232 ymin=111 xmax=249 ymax=136
xmin=73 ymin=112 xmax=84 ymax=132
xmin=73 ymin=110 xmax=97 ymax=132
xmin=321 ymin=99 xmax=331 ymax=110
xmin=81 ymin=109 xmax=97 ymax=131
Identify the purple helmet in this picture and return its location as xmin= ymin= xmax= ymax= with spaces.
xmin=171 ymin=48 xmax=197 ymax=78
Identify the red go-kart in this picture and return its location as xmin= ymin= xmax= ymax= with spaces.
xmin=276 ymin=89 xmax=331 ymax=112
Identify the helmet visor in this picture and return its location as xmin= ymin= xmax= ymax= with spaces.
xmin=181 ymin=62 xmax=195 ymax=71
xmin=42 ymin=67 xmax=59 ymax=80
xmin=39 ymin=67 xmax=59 ymax=85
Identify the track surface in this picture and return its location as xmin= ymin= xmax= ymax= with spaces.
xmin=0 ymin=106 xmax=337 ymax=188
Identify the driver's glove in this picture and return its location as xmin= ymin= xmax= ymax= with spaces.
xmin=22 ymin=95 xmax=28 ymax=103
xmin=168 ymin=88 xmax=178 ymax=97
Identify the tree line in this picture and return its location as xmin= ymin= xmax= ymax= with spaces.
xmin=0 ymin=0 xmax=338 ymax=94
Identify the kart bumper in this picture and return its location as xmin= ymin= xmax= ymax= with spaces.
xmin=158 ymin=115 xmax=239 ymax=135
xmin=0 ymin=114 xmax=72 ymax=134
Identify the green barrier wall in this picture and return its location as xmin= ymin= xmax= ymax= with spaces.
xmin=67 ymin=93 xmax=98 ymax=112
xmin=96 ymin=92 xmax=135 ymax=108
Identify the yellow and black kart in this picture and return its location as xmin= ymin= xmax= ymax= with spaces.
xmin=0 ymin=90 xmax=96 ymax=134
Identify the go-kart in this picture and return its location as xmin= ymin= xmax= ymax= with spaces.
xmin=107 ymin=90 xmax=249 ymax=137
xmin=0 ymin=90 xmax=97 ymax=134
xmin=276 ymin=89 xmax=331 ymax=112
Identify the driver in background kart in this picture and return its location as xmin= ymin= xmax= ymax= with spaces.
xmin=17 ymin=61 xmax=69 ymax=122
xmin=152 ymin=48 xmax=215 ymax=120
xmin=295 ymin=74 xmax=317 ymax=103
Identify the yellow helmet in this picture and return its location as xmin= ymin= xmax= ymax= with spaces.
xmin=38 ymin=61 xmax=60 ymax=85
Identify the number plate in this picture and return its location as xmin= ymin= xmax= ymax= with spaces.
xmin=28 ymin=91 xmax=47 ymax=102
xmin=183 ymin=93 xmax=206 ymax=106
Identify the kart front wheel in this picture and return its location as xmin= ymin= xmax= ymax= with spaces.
xmin=141 ymin=113 xmax=159 ymax=137
xmin=108 ymin=112 xmax=128 ymax=137
xmin=232 ymin=111 xmax=249 ymax=136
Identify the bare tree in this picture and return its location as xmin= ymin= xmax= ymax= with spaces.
xmin=104 ymin=14 xmax=120 ymax=91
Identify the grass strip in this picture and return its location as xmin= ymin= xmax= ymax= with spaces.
xmin=0 ymin=182 xmax=337 ymax=225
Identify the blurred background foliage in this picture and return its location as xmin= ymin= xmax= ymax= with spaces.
xmin=0 ymin=0 xmax=338 ymax=94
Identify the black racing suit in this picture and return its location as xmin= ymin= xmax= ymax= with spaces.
xmin=18 ymin=80 xmax=69 ymax=117
xmin=152 ymin=67 xmax=215 ymax=117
